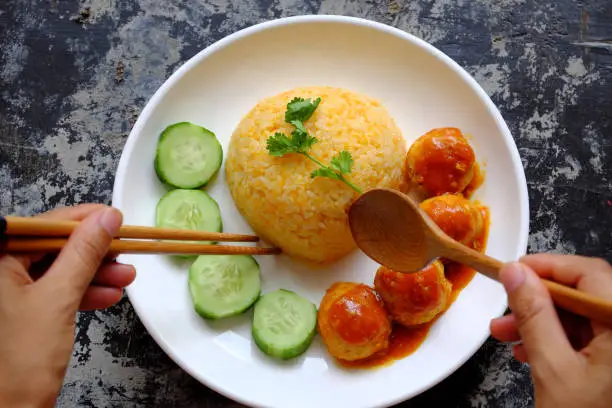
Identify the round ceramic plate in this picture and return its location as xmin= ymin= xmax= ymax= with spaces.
xmin=112 ymin=15 xmax=529 ymax=408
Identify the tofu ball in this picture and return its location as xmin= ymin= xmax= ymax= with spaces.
xmin=374 ymin=260 xmax=451 ymax=327
xmin=318 ymin=282 xmax=392 ymax=361
xmin=406 ymin=127 xmax=476 ymax=196
xmin=420 ymin=194 xmax=486 ymax=251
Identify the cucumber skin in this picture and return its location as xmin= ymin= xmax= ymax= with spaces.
xmin=154 ymin=121 xmax=223 ymax=189
xmin=189 ymin=255 xmax=261 ymax=320
xmin=252 ymin=289 xmax=318 ymax=360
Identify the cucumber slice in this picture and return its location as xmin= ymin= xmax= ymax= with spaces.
xmin=252 ymin=289 xmax=317 ymax=360
xmin=155 ymin=189 xmax=222 ymax=245
xmin=188 ymin=254 xmax=261 ymax=319
xmin=154 ymin=122 xmax=223 ymax=189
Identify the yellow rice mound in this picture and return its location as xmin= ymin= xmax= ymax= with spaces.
xmin=225 ymin=86 xmax=407 ymax=264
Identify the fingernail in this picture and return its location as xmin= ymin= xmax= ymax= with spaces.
xmin=99 ymin=208 xmax=122 ymax=236
xmin=499 ymin=262 xmax=526 ymax=293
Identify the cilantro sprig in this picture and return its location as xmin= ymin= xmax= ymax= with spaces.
xmin=284 ymin=97 xmax=321 ymax=123
xmin=266 ymin=97 xmax=363 ymax=194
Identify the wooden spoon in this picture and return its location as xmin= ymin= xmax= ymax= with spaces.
xmin=348 ymin=187 xmax=612 ymax=325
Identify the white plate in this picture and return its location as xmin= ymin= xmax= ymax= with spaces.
xmin=112 ymin=15 xmax=529 ymax=408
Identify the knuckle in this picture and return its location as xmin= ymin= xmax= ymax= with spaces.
xmin=72 ymin=236 xmax=107 ymax=271
xmin=582 ymin=258 xmax=612 ymax=301
xmin=591 ymin=257 xmax=612 ymax=272
xmin=0 ymin=256 xmax=33 ymax=285
xmin=512 ymin=290 xmax=549 ymax=329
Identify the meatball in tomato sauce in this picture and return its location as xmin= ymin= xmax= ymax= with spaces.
xmin=318 ymin=282 xmax=392 ymax=361
xmin=374 ymin=260 xmax=451 ymax=327
xmin=406 ymin=127 xmax=476 ymax=197
xmin=420 ymin=194 xmax=487 ymax=251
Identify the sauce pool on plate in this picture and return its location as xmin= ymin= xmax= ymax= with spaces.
xmin=337 ymin=207 xmax=490 ymax=370
xmin=318 ymin=126 xmax=492 ymax=370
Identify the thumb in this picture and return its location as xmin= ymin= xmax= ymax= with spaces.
xmin=500 ymin=262 xmax=576 ymax=371
xmin=40 ymin=207 xmax=122 ymax=303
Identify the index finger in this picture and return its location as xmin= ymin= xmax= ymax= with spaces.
xmin=520 ymin=254 xmax=612 ymax=293
xmin=520 ymin=253 xmax=612 ymax=334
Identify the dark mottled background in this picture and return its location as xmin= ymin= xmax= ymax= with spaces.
xmin=1 ymin=0 xmax=610 ymax=407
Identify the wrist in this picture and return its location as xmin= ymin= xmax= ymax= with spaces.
xmin=0 ymin=393 xmax=57 ymax=408
xmin=0 ymin=377 xmax=59 ymax=408
xmin=0 ymin=393 xmax=56 ymax=408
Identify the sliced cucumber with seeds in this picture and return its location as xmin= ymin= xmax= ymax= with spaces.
xmin=252 ymin=289 xmax=317 ymax=360
xmin=188 ymin=254 xmax=261 ymax=319
xmin=154 ymin=122 xmax=223 ymax=189
xmin=155 ymin=189 xmax=222 ymax=246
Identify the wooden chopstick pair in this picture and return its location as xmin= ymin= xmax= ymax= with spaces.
xmin=0 ymin=216 xmax=281 ymax=256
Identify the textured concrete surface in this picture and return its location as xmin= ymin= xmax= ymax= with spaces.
xmin=1 ymin=0 xmax=611 ymax=407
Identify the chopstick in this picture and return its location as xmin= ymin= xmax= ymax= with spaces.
xmin=0 ymin=216 xmax=281 ymax=256
xmin=2 ymin=238 xmax=281 ymax=256
xmin=1 ymin=215 xmax=259 ymax=242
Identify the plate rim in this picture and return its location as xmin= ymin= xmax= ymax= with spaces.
xmin=112 ymin=14 xmax=530 ymax=408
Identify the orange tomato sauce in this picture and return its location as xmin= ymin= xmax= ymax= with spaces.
xmin=337 ymin=206 xmax=490 ymax=369
xmin=463 ymin=163 xmax=485 ymax=199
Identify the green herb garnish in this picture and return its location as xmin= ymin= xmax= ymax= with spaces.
xmin=285 ymin=97 xmax=321 ymax=123
xmin=266 ymin=97 xmax=363 ymax=194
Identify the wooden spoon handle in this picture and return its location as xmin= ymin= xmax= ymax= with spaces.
xmin=541 ymin=280 xmax=612 ymax=325
xmin=438 ymin=242 xmax=612 ymax=325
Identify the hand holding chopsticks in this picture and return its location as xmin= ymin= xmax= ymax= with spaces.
xmin=0 ymin=215 xmax=281 ymax=256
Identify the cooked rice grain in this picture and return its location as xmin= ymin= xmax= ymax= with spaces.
xmin=225 ymin=86 xmax=407 ymax=263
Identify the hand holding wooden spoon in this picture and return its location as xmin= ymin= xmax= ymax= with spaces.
xmin=347 ymin=188 xmax=612 ymax=325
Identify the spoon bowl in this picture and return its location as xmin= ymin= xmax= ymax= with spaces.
xmin=347 ymin=188 xmax=431 ymax=273
xmin=348 ymin=188 xmax=612 ymax=325
xmin=348 ymin=188 xmax=501 ymax=280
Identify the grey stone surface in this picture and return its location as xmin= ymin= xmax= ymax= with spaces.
xmin=0 ymin=0 xmax=610 ymax=407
